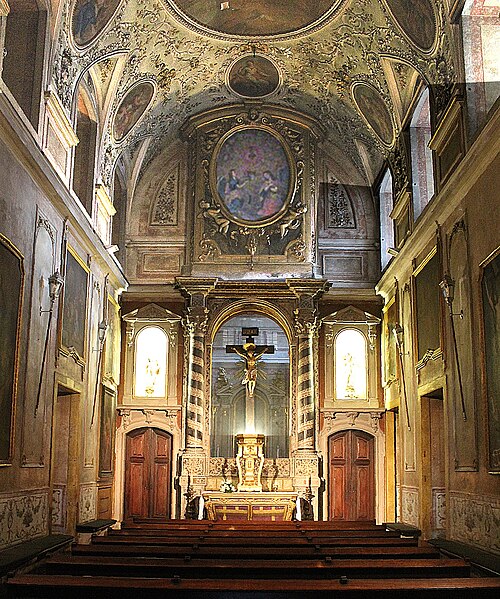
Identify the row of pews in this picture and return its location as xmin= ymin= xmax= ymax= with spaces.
xmin=7 ymin=519 xmax=500 ymax=598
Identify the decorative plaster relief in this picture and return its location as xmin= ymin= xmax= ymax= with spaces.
xmin=294 ymin=457 xmax=318 ymax=477
xmin=151 ymin=167 xmax=179 ymax=226
xmin=0 ymin=491 xmax=48 ymax=549
xmin=51 ymin=485 xmax=66 ymax=528
xmin=432 ymin=487 xmax=446 ymax=530
xmin=401 ymin=486 xmax=419 ymax=527
xmin=449 ymin=492 xmax=500 ymax=555
xmin=78 ymin=484 xmax=97 ymax=524
xmin=326 ymin=183 xmax=356 ymax=228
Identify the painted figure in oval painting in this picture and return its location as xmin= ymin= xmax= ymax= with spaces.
xmin=113 ymin=83 xmax=155 ymax=141
xmin=72 ymin=0 xmax=121 ymax=47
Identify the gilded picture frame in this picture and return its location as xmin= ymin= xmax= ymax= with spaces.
xmin=0 ymin=234 xmax=24 ymax=465
xmin=60 ymin=246 xmax=89 ymax=365
xmin=209 ymin=125 xmax=296 ymax=229
xmin=480 ymin=246 xmax=500 ymax=474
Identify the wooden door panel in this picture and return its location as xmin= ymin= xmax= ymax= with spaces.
xmin=128 ymin=432 xmax=145 ymax=457
xmin=127 ymin=461 xmax=147 ymax=516
xmin=329 ymin=430 xmax=375 ymax=521
xmin=354 ymin=436 xmax=370 ymax=461
xmin=332 ymin=465 xmax=347 ymax=519
xmin=355 ymin=464 xmax=372 ymax=520
xmin=331 ymin=436 xmax=346 ymax=460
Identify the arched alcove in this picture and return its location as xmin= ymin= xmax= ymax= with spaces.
xmin=210 ymin=313 xmax=290 ymax=459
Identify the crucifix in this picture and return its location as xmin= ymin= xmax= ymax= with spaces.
xmin=226 ymin=327 xmax=274 ymax=433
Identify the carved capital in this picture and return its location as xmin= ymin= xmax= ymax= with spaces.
xmin=184 ymin=308 xmax=209 ymax=336
xmin=293 ymin=308 xmax=319 ymax=337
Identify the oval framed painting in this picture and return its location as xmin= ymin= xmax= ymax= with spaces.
xmin=210 ymin=127 xmax=295 ymax=227
xmin=352 ymin=83 xmax=395 ymax=146
xmin=71 ymin=0 xmax=123 ymax=48
xmin=384 ymin=0 xmax=437 ymax=53
xmin=113 ymin=81 xmax=155 ymax=142
xmin=227 ymin=55 xmax=280 ymax=99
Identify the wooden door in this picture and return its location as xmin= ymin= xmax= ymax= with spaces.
xmin=124 ymin=427 xmax=172 ymax=520
xmin=329 ymin=430 xmax=375 ymax=521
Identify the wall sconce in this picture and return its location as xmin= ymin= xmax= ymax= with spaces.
xmin=439 ymin=273 xmax=464 ymax=318
xmin=392 ymin=325 xmax=411 ymax=430
xmin=91 ymin=319 xmax=109 ymax=426
xmin=40 ymin=271 xmax=64 ymax=315
xmin=34 ymin=271 xmax=64 ymax=416
xmin=439 ymin=273 xmax=467 ymax=421
xmin=93 ymin=319 xmax=109 ymax=351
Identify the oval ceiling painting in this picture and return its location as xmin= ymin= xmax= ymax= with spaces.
xmin=385 ymin=0 xmax=437 ymax=52
xmin=166 ymin=0 xmax=341 ymax=37
xmin=113 ymin=82 xmax=155 ymax=142
xmin=228 ymin=56 xmax=280 ymax=98
xmin=353 ymin=84 xmax=394 ymax=146
xmin=213 ymin=129 xmax=292 ymax=225
xmin=72 ymin=0 xmax=122 ymax=48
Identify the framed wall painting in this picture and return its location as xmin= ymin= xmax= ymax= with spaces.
xmin=211 ymin=127 xmax=294 ymax=227
xmin=0 ymin=234 xmax=24 ymax=464
xmin=61 ymin=248 xmax=88 ymax=362
xmin=99 ymin=385 xmax=116 ymax=478
xmin=481 ymin=247 xmax=500 ymax=473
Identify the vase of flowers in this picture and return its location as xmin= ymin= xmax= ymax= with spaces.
xmin=220 ymin=480 xmax=236 ymax=493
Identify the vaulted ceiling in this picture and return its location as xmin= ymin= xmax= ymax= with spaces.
xmin=53 ymin=1 xmax=457 ymax=190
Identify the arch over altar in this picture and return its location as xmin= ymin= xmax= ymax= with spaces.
xmin=176 ymin=278 xmax=329 ymax=519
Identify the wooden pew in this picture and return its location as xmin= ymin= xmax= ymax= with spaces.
xmin=72 ymin=536 xmax=419 ymax=558
xmin=8 ymin=574 xmax=500 ymax=598
xmin=50 ymin=544 xmax=441 ymax=562
xmin=41 ymin=555 xmax=470 ymax=579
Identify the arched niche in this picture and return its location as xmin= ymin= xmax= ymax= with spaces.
xmin=210 ymin=313 xmax=290 ymax=460
xmin=322 ymin=305 xmax=381 ymax=409
xmin=122 ymin=303 xmax=181 ymax=406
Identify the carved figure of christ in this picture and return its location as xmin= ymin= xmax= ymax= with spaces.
xmin=226 ymin=328 xmax=274 ymax=433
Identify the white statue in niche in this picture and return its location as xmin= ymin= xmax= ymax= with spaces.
xmin=145 ymin=358 xmax=160 ymax=395
xmin=335 ymin=329 xmax=367 ymax=400
xmin=343 ymin=352 xmax=357 ymax=398
xmin=134 ymin=326 xmax=167 ymax=398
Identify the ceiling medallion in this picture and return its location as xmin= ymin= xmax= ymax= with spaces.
xmin=162 ymin=1 xmax=344 ymax=40
xmin=227 ymin=55 xmax=281 ymax=99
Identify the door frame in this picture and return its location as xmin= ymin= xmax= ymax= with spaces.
xmin=419 ymin=389 xmax=447 ymax=539
xmin=328 ymin=428 xmax=376 ymax=521
xmin=49 ymin=383 xmax=81 ymax=535
xmin=123 ymin=426 xmax=173 ymax=520
xmin=319 ymin=411 xmax=386 ymax=523
xmin=114 ymin=410 xmax=181 ymax=523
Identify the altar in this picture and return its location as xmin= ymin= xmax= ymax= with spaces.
xmin=204 ymin=492 xmax=296 ymax=521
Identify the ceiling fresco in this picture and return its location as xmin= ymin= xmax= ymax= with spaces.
xmin=53 ymin=0 xmax=457 ymax=190
xmin=164 ymin=0 xmax=342 ymax=37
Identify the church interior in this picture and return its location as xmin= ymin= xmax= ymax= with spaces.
xmin=0 ymin=0 xmax=499 ymax=596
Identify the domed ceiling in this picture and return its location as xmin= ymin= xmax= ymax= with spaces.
xmin=54 ymin=1 xmax=456 ymax=190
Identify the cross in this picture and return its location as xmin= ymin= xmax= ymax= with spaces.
xmin=226 ymin=327 xmax=274 ymax=432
